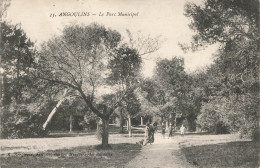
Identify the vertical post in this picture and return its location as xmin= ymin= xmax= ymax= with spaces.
xmin=96 ymin=119 xmax=99 ymax=131
xmin=69 ymin=114 xmax=73 ymax=132
xmin=169 ymin=113 xmax=172 ymax=124
xmin=141 ymin=116 xmax=143 ymax=126
xmin=166 ymin=120 xmax=169 ymax=131
xmin=120 ymin=109 xmax=124 ymax=133
xmin=128 ymin=114 xmax=132 ymax=137
xmin=0 ymin=55 xmax=3 ymax=139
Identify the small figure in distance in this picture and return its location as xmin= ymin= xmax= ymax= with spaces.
xmin=161 ymin=122 xmax=166 ymax=138
xmin=180 ymin=124 xmax=185 ymax=136
xmin=168 ymin=123 xmax=173 ymax=138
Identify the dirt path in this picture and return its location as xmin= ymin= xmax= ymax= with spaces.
xmin=126 ymin=134 xmax=194 ymax=168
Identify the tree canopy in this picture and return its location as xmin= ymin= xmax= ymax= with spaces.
xmin=182 ymin=0 xmax=259 ymax=137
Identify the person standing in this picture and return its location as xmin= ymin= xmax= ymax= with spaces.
xmin=161 ymin=122 xmax=166 ymax=138
xmin=151 ymin=122 xmax=157 ymax=143
xmin=144 ymin=123 xmax=150 ymax=138
xmin=180 ymin=124 xmax=185 ymax=136
xmin=168 ymin=124 xmax=173 ymax=137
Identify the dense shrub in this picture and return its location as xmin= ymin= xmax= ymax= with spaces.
xmin=197 ymin=95 xmax=259 ymax=137
xmin=2 ymin=103 xmax=48 ymax=139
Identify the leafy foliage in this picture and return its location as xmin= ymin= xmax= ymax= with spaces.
xmin=2 ymin=102 xmax=50 ymax=138
xmin=182 ymin=0 xmax=259 ymax=51
xmin=0 ymin=22 xmax=50 ymax=138
xmin=183 ymin=0 xmax=259 ymax=138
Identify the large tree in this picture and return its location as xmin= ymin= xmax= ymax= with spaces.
xmin=107 ymin=46 xmax=142 ymax=136
xmin=1 ymin=22 xmax=35 ymax=104
xmin=140 ymin=79 xmax=173 ymax=127
xmin=108 ymin=30 xmax=162 ymax=135
xmin=153 ymin=57 xmax=192 ymax=126
xmin=36 ymin=23 xmax=142 ymax=147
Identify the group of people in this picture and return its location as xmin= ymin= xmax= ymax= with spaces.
xmin=141 ymin=122 xmax=186 ymax=146
xmin=143 ymin=122 xmax=157 ymax=146
xmin=161 ymin=123 xmax=174 ymax=138
xmin=161 ymin=123 xmax=186 ymax=138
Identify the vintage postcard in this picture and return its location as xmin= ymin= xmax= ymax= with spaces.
xmin=1 ymin=0 xmax=259 ymax=167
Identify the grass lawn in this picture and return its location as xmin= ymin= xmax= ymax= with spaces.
xmin=180 ymin=135 xmax=259 ymax=168
xmin=0 ymin=143 xmax=141 ymax=168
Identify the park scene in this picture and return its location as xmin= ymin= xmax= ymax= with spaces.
xmin=0 ymin=0 xmax=259 ymax=167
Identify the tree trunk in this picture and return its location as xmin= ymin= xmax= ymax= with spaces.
xmin=128 ymin=114 xmax=132 ymax=137
xmin=126 ymin=120 xmax=129 ymax=130
xmin=166 ymin=120 xmax=169 ymax=132
xmin=256 ymin=0 xmax=260 ymax=51
xmin=42 ymin=89 xmax=68 ymax=130
xmin=96 ymin=119 xmax=99 ymax=131
xmin=0 ymin=56 xmax=3 ymax=139
xmin=62 ymin=110 xmax=65 ymax=130
xmin=174 ymin=115 xmax=177 ymax=128
xmin=101 ymin=118 xmax=109 ymax=147
xmin=119 ymin=109 xmax=124 ymax=133
xmin=141 ymin=116 xmax=143 ymax=126
xmin=161 ymin=116 xmax=163 ymax=125
xmin=69 ymin=114 xmax=73 ymax=132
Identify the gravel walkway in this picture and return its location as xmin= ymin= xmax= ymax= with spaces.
xmin=125 ymin=134 xmax=194 ymax=168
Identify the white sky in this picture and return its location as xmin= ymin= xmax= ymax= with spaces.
xmin=4 ymin=0 xmax=218 ymax=77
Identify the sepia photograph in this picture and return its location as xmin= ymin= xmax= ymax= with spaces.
xmin=0 ymin=0 xmax=259 ymax=167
